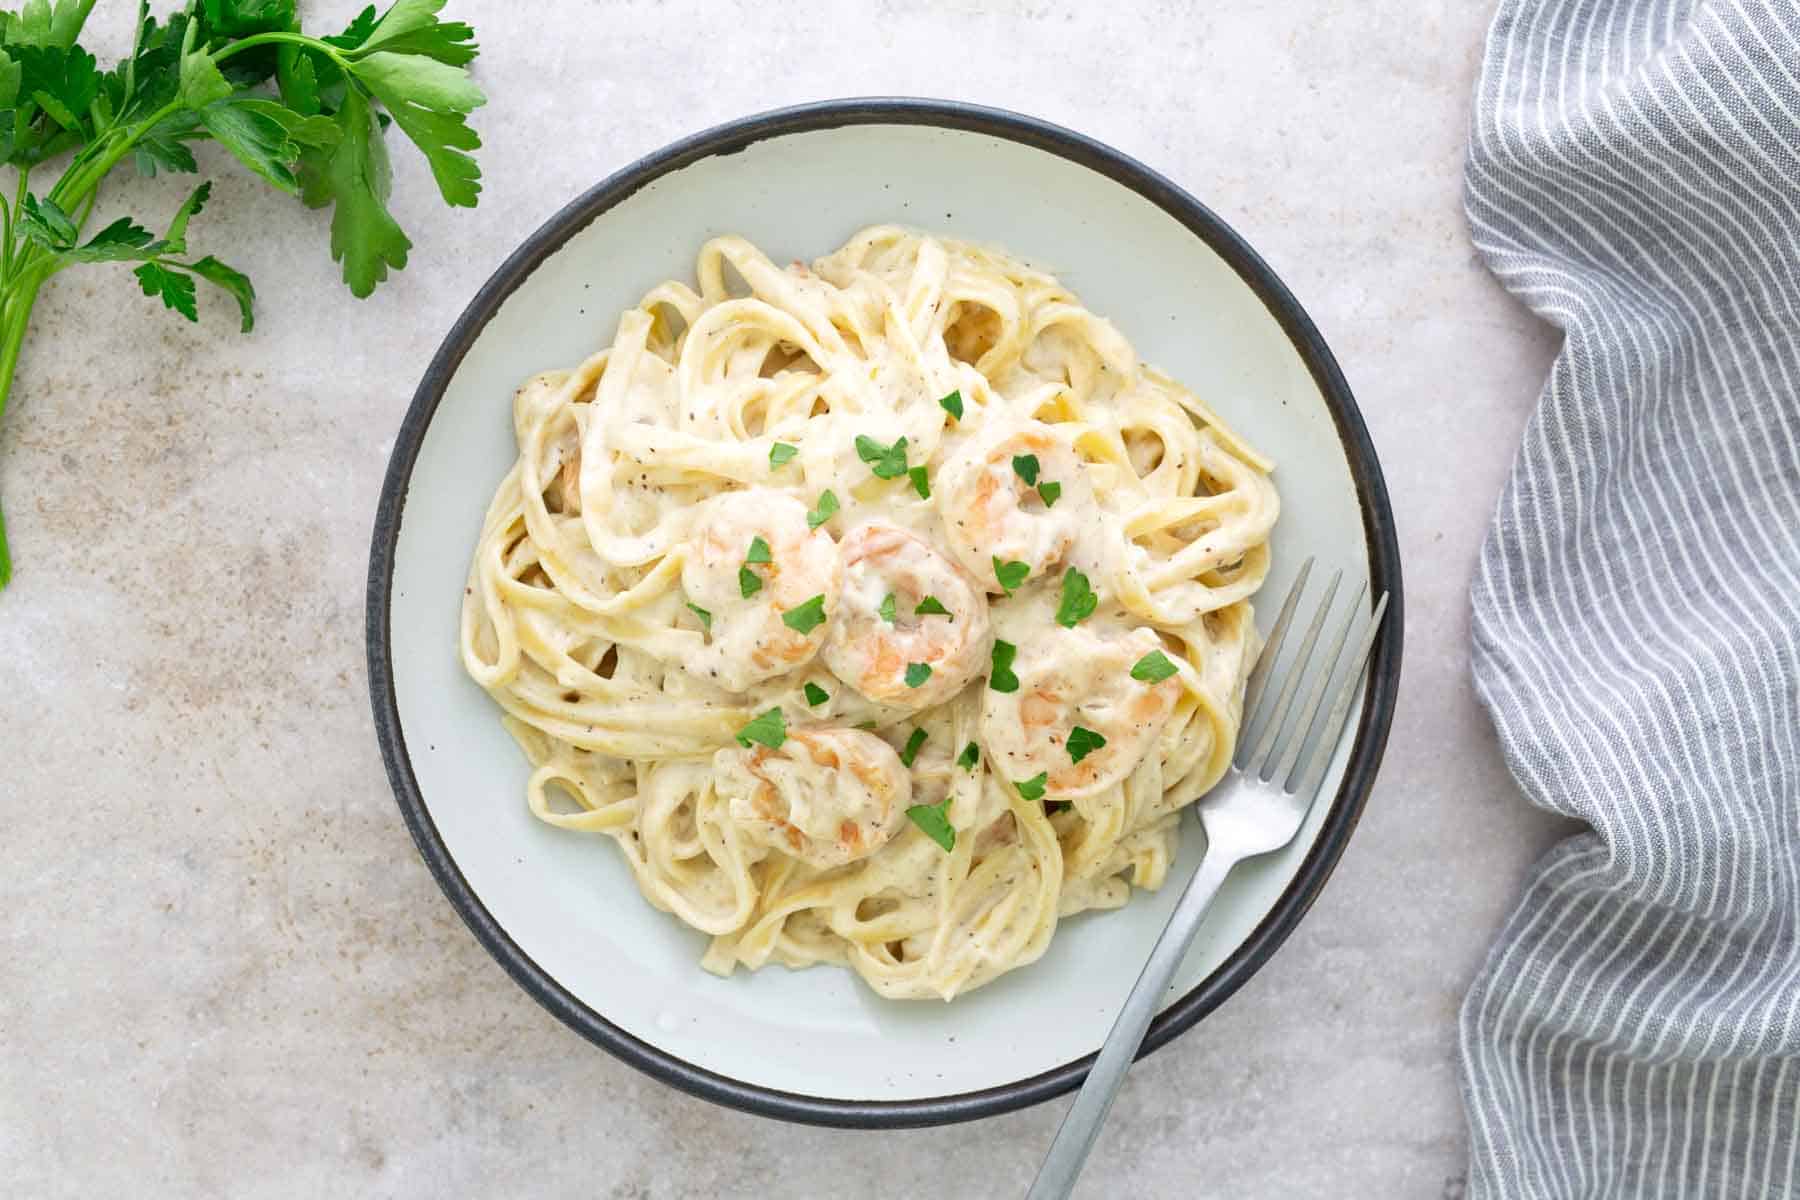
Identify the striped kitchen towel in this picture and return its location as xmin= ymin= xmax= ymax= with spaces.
xmin=1458 ymin=1 xmax=1800 ymax=1197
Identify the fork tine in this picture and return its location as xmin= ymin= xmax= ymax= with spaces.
xmin=1270 ymin=579 xmax=1366 ymax=788
xmin=1244 ymin=568 xmax=1342 ymax=779
xmin=1292 ymin=591 xmax=1391 ymax=798
xmin=1235 ymin=556 xmax=1313 ymax=769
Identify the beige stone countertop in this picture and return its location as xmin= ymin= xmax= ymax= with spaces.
xmin=2 ymin=2 xmax=1573 ymax=1196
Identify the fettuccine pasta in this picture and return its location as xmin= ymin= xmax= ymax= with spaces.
xmin=459 ymin=227 xmax=1278 ymax=999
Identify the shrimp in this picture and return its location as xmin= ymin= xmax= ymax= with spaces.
xmin=714 ymin=728 xmax=912 ymax=869
xmin=681 ymin=490 xmax=841 ymax=692
xmin=981 ymin=625 xmax=1179 ymax=799
xmin=936 ymin=420 xmax=1095 ymax=591
xmin=823 ymin=521 xmax=993 ymax=709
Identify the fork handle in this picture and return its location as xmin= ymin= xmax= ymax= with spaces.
xmin=1026 ymin=847 xmax=1239 ymax=1200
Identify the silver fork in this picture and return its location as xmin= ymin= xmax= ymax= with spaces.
xmin=1027 ymin=558 xmax=1390 ymax=1200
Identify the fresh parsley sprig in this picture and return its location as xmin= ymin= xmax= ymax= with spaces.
xmin=0 ymin=0 xmax=486 ymax=588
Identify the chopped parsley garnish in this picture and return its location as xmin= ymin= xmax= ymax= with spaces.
xmin=938 ymin=390 xmax=964 ymax=422
xmin=907 ymin=799 xmax=955 ymax=851
xmin=1066 ymin=726 xmax=1108 ymax=764
xmin=1037 ymin=481 xmax=1062 ymax=508
xmin=734 ymin=708 xmax=786 ymax=749
xmin=1055 ymin=568 xmax=1097 ymax=628
xmin=993 ymin=557 xmax=1030 ymax=595
xmin=878 ymin=593 xmax=897 ymax=624
xmin=989 ymin=640 xmax=1020 ymax=693
xmin=1015 ymin=772 xmax=1048 ymax=802
xmin=807 ymin=489 xmax=839 ymax=530
xmin=685 ymin=602 xmax=712 ymax=631
xmin=803 ymin=682 xmax=830 ymax=707
xmin=956 ymin=742 xmax=980 ymax=771
xmin=854 ymin=434 xmax=909 ymax=480
xmin=1011 ymin=454 xmax=1040 ymax=486
xmin=904 ymin=662 xmax=933 ymax=688
xmin=740 ymin=535 xmax=772 ymax=597
xmin=1130 ymin=649 xmax=1179 ymax=683
xmin=908 ymin=465 xmax=931 ymax=499
xmin=781 ymin=594 xmax=828 ymax=634
xmin=769 ymin=442 xmax=798 ymax=468
xmin=915 ymin=596 xmax=950 ymax=617
xmin=899 ymin=728 xmax=928 ymax=767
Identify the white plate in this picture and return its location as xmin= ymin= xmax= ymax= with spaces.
xmin=367 ymin=100 xmax=1401 ymax=1126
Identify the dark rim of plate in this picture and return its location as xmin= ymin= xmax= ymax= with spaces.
xmin=366 ymin=97 xmax=1404 ymax=1129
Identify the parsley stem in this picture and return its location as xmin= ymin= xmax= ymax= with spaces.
xmin=48 ymin=102 xmax=181 ymax=215
xmin=0 ymin=278 xmax=44 ymax=586
xmin=11 ymin=163 xmax=26 ymax=257
xmin=212 ymin=30 xmax=353 ymax=71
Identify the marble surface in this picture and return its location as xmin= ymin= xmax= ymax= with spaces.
xmin=1 ymin=2 xmax=1575 ymax=1196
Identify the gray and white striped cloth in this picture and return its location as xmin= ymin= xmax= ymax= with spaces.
xmin=1459 ymin=1 xmax=1800 ymax=1196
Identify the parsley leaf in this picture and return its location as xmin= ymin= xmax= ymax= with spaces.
xmin=904 ymin=662 xmax=932 ymax=688
xmin=914 ymin=596 xmax=949 ymax=617
xmin=955 ymin=742 xmax=979 ymax=771
xmin=17 ymin=41 xmax=100 ymax=133
xmin=878 ymin=593 xmax=896 ymax=624
xmin=1037 ymin=480 xmax=1062 ymax=508
xmin=1015 ymin=772 xmax=1048 ymax=802
xmin=806 ymin=489 xmax=838 ymax=530
xmin=989 ymin=640 xmax=1019 ymax=693
xmin=355 ymin=9 xmax=477 ymax=66
xmin=906 ymin=799 xmax=955 ymax=852
xmin=745 ymin=535 xmax=771 ymax=564
xmin=132 ymin=110 xmax=203 ymax=176
xmin=175 ymin=40 xmax=232 ymax=108
xmin=769 ymin=441 xmax=797 ymax=468
xmin=734 ymin=707 xmax=786 ymax=750
xmin=163 ymin=181 xmax=212 ymax=252
xmin=199 ymin=97 xmax=302 ymax=191
xmin=322 ymin=4 xmax=381 ymax=52
xmin=303 ymin=86 xmax=411 ymax=298
xmin=738 ymin=566 xmax=762 ymax=599
xmin=2 ymin=0 xmax=88 ymax=49
xmin=803 ymin=681 xmax=829 ymax=707
xmin=781 ymin=594 xmax=827 ymax=634
xmin=1011 ymin=454 xmax=1039 ymax=486
xmin=685 ymin=601 xmax=711 ymax=631
xmin=17 ymin=192 xmax=77 ymax=249
xmin=1055 ymin=568 xmax=1097 ymax=628
xmin=899 ymin=727 xmax=927 ymax=767
xmin=992 ymin=557 xmax=1029 ymax=595
xmin=57 ymin=215 xmax=156 ymax=261
xmin=938 ymin=389 xmax=962 ymax=421
xmin=359 ymin=0 xmax=478 ymax=61
xmin=346 ymin=49 xmax=484 ymax=208
xmin=1066 ymin=726 xmax=1107 ymax=764
xmin=132 ymin=261 xmax=197 ymax=321
xmin=1130 ymin=649 xmax=1179 ymax=683
xmin=854 ymin=433 xmax=908 ymax=479
xmin=183 ymin=255 xmax=255 ymax=333
xmin=908 ymin=464 xmax=930 ymax=499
